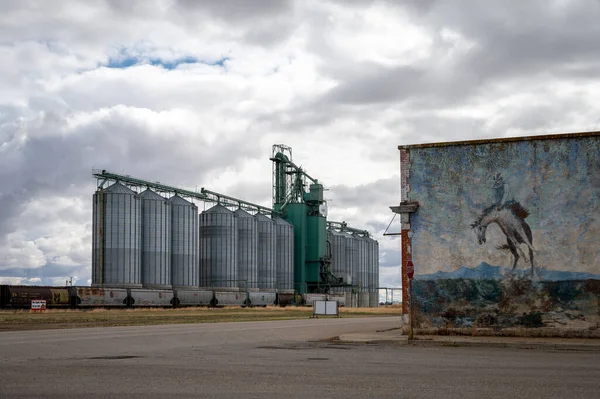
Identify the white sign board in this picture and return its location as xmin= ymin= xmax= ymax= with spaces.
xmin=312 ymin=300 xmax=339 ymax=317
xmin=326 ymin=301 xmax=338 ymax=315
xmin=31 ymin=300 xmax=46 ymax=311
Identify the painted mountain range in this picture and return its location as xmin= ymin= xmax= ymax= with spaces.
xmin=416 ymin=262 xmax=600 ymax=281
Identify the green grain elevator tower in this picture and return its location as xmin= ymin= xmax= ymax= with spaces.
xmin=271 ymin=145 xmax=338 ymax=294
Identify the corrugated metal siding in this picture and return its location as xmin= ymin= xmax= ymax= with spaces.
xmin=345 ymin=291 xmax=358 ymax=308
xmin=93 ymin=183 xmax=142 ymax=288
xmin=256 ymin=213 xmax=276 ymax=289
xmin=348 ymin=235 xmax=358 ymax=297
xmin=357 ymin=235 xmax=370 ymax=307
xmin=235 ymin=209 xmax=258 ymax=289
xmin=273 ymin=216 xmax=294 ymax=292
xmin=199 ymin=204 xmax=237 ymax=288
xmin=170 ymin=195 xmax=199 ymax=288
xmin=371 ymin=239 xmax=379 ymax=307
xmin=92 ymin=190 xmax=100 ymax=286
xmin=329 ymin=229 xmax=350 ymax=293
xmin=141 ymin=189 xmax=171 ymax=288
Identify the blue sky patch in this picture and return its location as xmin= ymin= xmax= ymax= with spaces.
xmin=106 ymin=55 xmax=229 ymax=70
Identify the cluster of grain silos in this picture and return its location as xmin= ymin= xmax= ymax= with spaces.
xmin=91 ymin=158 xmax=380 ymax=307
xmin=92 ymin=183 xmax=198 ymax=289
xmin=327 ymin=228 xmax=380 ymax=308
xmin=92 ymin=184 xmax=294 ymax=296
xmin=197 ymin=204 xmax=294 ymax=293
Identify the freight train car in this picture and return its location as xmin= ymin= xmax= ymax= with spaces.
xmin=173 ymin=290 xmax=213 ymax=307
xmin=1 ymin=285 xmax=350 ymax=309
xmin=0 ymin=285 xmax=70 ymax=308
xmin=213 ymin=291 xmax=246 ymax=306
xmin=248 ymin=291 xmax=277 ymax=307
xmin=130 ymin=289 xmax=174 ymax=307
xmin=72 ymin=287 xmax=128 ymax=307
xmin=276 ymin=291 xmax=295 ymax=307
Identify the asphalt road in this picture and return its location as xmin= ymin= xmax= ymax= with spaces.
xmin=1 ymin=317 xmax=599 ymax=399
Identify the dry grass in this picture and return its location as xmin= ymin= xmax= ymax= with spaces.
xmin=341 ymin=305 xmax=403 ymax=314
xmin=0 ymin=306 xmax=399 ymax=332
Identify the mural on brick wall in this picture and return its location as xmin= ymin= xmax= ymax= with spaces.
xmin=404 ymin=134 xmax=600 ymax=333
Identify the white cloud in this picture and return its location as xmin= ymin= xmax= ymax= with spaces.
xmin=0 ymin=277 xmax=41 ymax=285
xmin=0 ymin=233 xmax=46 ymax=270
xmin=1 ymin=0 xmax=599 ymax=291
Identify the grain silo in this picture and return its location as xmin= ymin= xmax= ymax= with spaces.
xmin=170 ymin=195 xmax=198 ymax=289
xmin=364 ymin=236 xmax=372 ymax=307
xmin=365 ymin=236 xmax=378 ymax=307
xmin=350 ymin=234 xmax=361 ymax=304
xmin=92 ymin=182 xmax=142 ymax=288
xmin=199 ymin=204 xmax=237 ymax=288
xmin=256 ymin=213 xmax=276 ymax=290
xmin=141 ymin=189 xmax=171 ymax=289
xmin=273 ymin=216 xmax=294 ymax=292
xmin=327 ymin=229 xmax=336 ymax=284
xmin=235 ymin=208 xmax=258 ymax=290
xmin=328 ymin=229 xmax=349 ymax=292
xmin=357 ymin=235 xmax=370 ymax=307
xmin=364 ymin=235 xmax=371 ymax=307
xmin=371 ymin=239 xmax=380 ymax=307
xmin=343 ymin=233 xmax=358 ymax=307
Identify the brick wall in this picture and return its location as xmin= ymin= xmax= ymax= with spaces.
xmin=399 ymin=148 xmax=411 ymax=312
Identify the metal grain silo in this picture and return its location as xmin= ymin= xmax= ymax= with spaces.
xmin=141 ymin=189 xmax=171 ymax=289
xmin=327 ymin=229 xmax=334 ymax=261
xmin=364 ymin=235 xmax=371 ymax=307
xmin=370 ymin=239 xmax=380 ymax=308
xmin=365 ymin=236 xmax=377 ymax=307
xmin=365 ymin=236 xmax=372 ymax=307
xmin=347 ymin=233 xmax=358 ymax=291
xmin=340 ymin=231 xmax=355 ymax=307
xmin=235 ymin=209 xmax=258 ymax=290
xmin=273 ymin=216 xmax=294 ymax=292
xmin=199 ymin=204 xmax=237 ymax=288
xmin=256 ymin=213 xmax=276 ymax=290
xmin=351 ymin=234 xmax=361 ymax=295
xmin=329 ymin=229 xmax=348 ymax=290
xmin=92 ymin=182 xmax=142 ymax=288
xmin=357 ymin=235 xmax=370 ymax=307
xmin=170 ymin=195 xmax=199 ymax=289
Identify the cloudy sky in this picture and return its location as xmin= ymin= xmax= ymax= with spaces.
xmin=1 ymin=0 xmax=599 ymax=293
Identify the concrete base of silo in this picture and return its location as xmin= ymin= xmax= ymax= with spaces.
xmin=172 ymin=285 xmax=200 ymax=290
xmin=344 ymin=292 xmax=358 ymax=307
xmin=369 ymin=293 xmax=379 ymax=308
xmin=208 ymin=286 xmax=241 ymax=292
xmin=100 ymin=283 xmax=143 ymax=289
xmin=358 ymin=293 xmax=370 ymax=308
xmin=142 ymin=284 xmax=173 ymax=290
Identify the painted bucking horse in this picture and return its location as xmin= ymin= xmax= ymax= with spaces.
xmin=470 ymin=173 xmax=536 ymax=275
